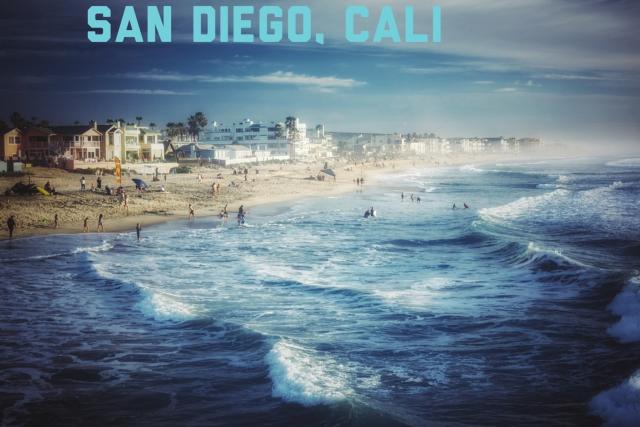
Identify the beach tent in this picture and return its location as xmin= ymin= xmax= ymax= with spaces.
xmin=132 ymin=178 xmax=148 ymax=190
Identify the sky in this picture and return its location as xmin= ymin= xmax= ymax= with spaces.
xmin=1 ymin=0 xmax=639 ymax=150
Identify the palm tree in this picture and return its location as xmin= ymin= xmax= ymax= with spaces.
xmin=285 ymin=116 xmax=299 ymax=140
xmin=149 ymin=122 xmax=156 ymax=130
xmin=136 ymin=116 xmax=143 ymax=126
xmin=10 ymin=112 xmax=28 ymax=129
xmin=274 ymin=123 xmax=285 ymax=139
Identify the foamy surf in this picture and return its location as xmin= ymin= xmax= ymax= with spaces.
xmin=607 ymin=276 xmax=640 ymax=343
xmin=590 ymin=369 xmax=640 ymax=427
xmin=266 ymin=340 xmax=351 ymax=406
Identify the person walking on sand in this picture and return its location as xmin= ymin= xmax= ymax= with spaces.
xmin=136 ymin=223 xmax=141 ymax=241
xmin=80 ymin=176 xmax=86 ymax=191
xmin=123 ymin=193 xmax=129 ymax=212
xmin=97 ymin=214 xmax=104 ymax=232
xmin=83 ymin=217 xmax=89 ymax=232
xmin=188 ymin=204 xmax=195 ymax=220
xmin=7 ymin=215 xmax=16 ymax=239
xmin=54 ymin=213 xmax=58 ymax=229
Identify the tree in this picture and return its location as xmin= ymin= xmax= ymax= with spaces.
xmin=106 ymin=118 xmax=114 ymax=125
xmin=74 ymin=120 xmax=80 ymax=125
xmin=187 ymin=112 xmax=208 ymax=141
xmin=10 ymin=112 xmax=29 ymax=129
xmin=285 ymin=116 xmax=299 ymax=140
xmin=136 ymin=116 xmax=143 ymax=126
xmin=0 ymin=120 xmax=8 ymax=134
xmin=274 ymin=122 xmax=286 ymax=139
xmin=149 ymin=122 xmax=156 ymax=130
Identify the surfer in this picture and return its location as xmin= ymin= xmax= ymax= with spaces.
xmin=364 ymin=209 xmax=370 ymax=218
xmin=370 ymin=207 xmax=376 ymax=217
xmin=97 ymin=213 xmax=104 ymax=232
xmin=54 ymin=213 xmax=58 ymax=229
xmin=401 ymin=192 xmax=404 ymax=201
xmin=452 ymin=203 xmax=457 ymax=210
xmin=188 ymin=204 xmax=195 ymax=220
xmin=83 ymin=217 xmax=89 ymax=232
xmin=7 ymin=215 xmax=16 ymax=239
xmin=136 ymin=223 xmax=141 ymax=241
xmin=417 ymin=197 xmax=421 ymax=203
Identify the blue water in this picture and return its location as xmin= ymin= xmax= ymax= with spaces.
xmin=2 ymin=157 xmax=640 ymax=426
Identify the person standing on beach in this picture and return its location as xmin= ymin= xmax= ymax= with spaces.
xmin=97 ymin=214 xmax=104 ymax=232
xmin=123 ymin=194 xmax=129 ymax=213
xmin=401 ymin=192 xmax=405 ymax=201
xmin=54 ymin=213 xmax=58 ymax=229
xmin=83 ymin=217 xmax=89 ymax=232
xmin=136 ymin=223 xmax=141 ymax=241
xmin=7 ymin=215 xmax=16 ymax=239
xmin=97 ymin=176 xmax=102 ymax=190
xmin=188 ymin=204 xmax=195 ymax=220
xmin=80 ymin=176 xmax=86 ymax=191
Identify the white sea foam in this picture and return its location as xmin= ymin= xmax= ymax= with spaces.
xmin=590 ymin=369 xmax=640 ymax=426
xmin=606 ymin=158 xmax=640 ymax=168
xmin=460 ymin=164 xmax=484 ymax=173
xmin=479 ymin=189 xmax=569 ymax=223
xmin=524 ymin=242 xmax=592 ymax=269
xmin=266 ymin=340 xmax=351 ymax=406
xmin=136 ymin=288 xmax=197 ymax=321
xmin=607 ymin=276 xmax=640 ymax=343
xmin=373 ymin=278 xmax=451 ymax=309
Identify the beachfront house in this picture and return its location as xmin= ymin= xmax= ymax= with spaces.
xmin=140 ymin=127 xmax=164 ymax=161
xmin=212 ymin=145 xmax=254 ymax=165
xmin=95 ymin=123 xmax=122 ymax=161
xmin=174 ymin=143 xmax=215 ymax=161
xmin=0 ymin=128 xmax=22 ymax=161
xmin=22 ymin=127 xmax=55 ymax=161
xmin=120 ymin=124 xmax=164 ymax=162
xmin=49 ymin=123 xmax=103 ymax=161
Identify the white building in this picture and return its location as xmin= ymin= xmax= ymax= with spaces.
xmin=203 ymin=119 xmax=291 ymax=161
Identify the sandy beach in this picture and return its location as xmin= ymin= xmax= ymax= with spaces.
xmin=0 ymin=154 xmax=518 ymax=240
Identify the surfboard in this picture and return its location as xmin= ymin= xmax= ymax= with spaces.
xmin=36 ymin=187 xmax=50 ymax=196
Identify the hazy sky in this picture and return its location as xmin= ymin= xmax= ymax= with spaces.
xmin=1 ymin=0 xmax=639 ymax=149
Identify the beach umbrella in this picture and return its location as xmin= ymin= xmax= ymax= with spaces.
xmin=321 ymin=168 xmax=336 ymax=177
xmin=132 ymin=178 xmax=148 ymax=189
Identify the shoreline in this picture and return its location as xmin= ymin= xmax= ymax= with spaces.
xmin=0 ymin=153 xmax=532 ymax=241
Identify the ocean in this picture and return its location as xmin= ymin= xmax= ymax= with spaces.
xmin=1 ymin=157 xmax=639 ymax=426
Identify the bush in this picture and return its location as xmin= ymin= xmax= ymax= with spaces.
xmin=171 ymin=166 xmax=192 ymax=174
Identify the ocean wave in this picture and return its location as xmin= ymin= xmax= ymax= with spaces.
xmin=479 ymin=189 xmax=570 ymax=223
xmin=606 ymin=276 xmax=640 ymax=343
xmin=460 ymin=164 xmax=484 ymax=173
xmin=266 ymin=340 xmax=352 ymax=406
xmin=606 ymin=158 xmax=640 ymax=168
xmin=590 ymin=369 xmax=640 ymax=427
xmin=136 ymin=288 xmax=198 ymax=321
xmin=3 ymin=240 xmax=114 ymax=262
xmin=516 ymin=242 xmax=592 ymax=271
